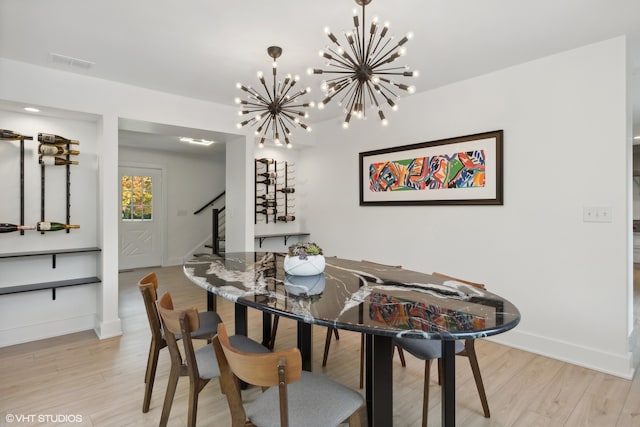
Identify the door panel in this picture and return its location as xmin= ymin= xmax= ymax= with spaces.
xmin=119 ymin=166 xmax=163 ymax=270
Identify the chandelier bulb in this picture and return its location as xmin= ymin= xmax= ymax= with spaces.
xmin=342 ymin=121 xmax=349 ymax=129
xmin=407 ymin=32 xmax=414 ymax=40
xmin=236 ymin=123 xmax=242 ymax=129
xmin=408 ymin=86 xmax=416 ymax=94
xmin=234 ymin=97 xmax=241 ymax=104
xmin=414 ymin=70 xmax=420 ymax=77
xmin=257 ymin=71 xmax=263 ymax=78
xmin=287 ymin=143 xmax=292 ymax=149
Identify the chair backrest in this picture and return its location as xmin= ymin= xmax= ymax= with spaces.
xmin=214 ymin=323 xmax=301 ymax=427
xmin=158 ymin=292 xmax=201 ymax=380
xmin=138 ymin=272 xmax=163 ymax=343
xmin=432 ymin=272 xmax=486 ymax=290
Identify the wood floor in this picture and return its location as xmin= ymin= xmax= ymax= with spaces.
xmin=1 ymin=265 xmax=640 ymax=426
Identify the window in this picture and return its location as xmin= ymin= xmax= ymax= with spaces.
xmin=121 ymin=175 xmax=153 ymax=220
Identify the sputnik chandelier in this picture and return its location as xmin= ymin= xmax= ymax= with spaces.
xmin=236 ymin=46 xmax=313 ymax=148
xmin=310 ymin=0 xmax=417 ymax=128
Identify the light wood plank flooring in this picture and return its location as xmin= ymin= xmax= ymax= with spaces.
xmin=1 ymin=265 xmax=639 ymax=426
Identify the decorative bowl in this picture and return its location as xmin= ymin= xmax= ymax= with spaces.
xmin=283 ymin=254 xmax=326 ymax=276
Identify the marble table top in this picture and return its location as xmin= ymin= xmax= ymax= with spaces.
xmin=183 ymin=252 xmax=520 ymax=340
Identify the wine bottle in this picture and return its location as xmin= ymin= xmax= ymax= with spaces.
xmin=39 ymin=157 xmax=79 ymax=166
xmin=257 ymin=171 xmax=276 ymax=178
xmin=277 ymin=187 xmax=295 ymax=194
xmin=257 ymin=200 xmax=277 ymax=208
xmin=37 ymin=133 xmax=79 ymax=145
xmin=277 ymin=215 xmax=296 ymax=222
xmin=256 ymin=194 xmax=276 ymax=201
xmin=257 ymin=178 xmax=276 ymax=185
xmin=1 ymin=129 xmax=33 ymax=140
xmin=256 ymin=158 xmax=274 ymax=165
xmin=36 ymin=221 xmax=80 ymax=231
xmin=0 ymin=223 xmax=36 ymax=233
xmin=256 ymin=209 xmax=275 ymax=215
xmin=39 ymin=144 xmax=80 ymax=156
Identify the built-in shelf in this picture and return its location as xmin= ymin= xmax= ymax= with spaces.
xmin=0 ymin=277 xmax=100 ymax=299
xmin=255 ymin=232 xmax=310 ymax=248
xmin=0 ymin=247 xmax=102 ymax=299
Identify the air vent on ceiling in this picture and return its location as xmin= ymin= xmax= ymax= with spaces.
xmin=50 ymin=53 xmax=95 ymax=69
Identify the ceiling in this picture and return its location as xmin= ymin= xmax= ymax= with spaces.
xmin=1 ymin=0 xmax=640 ymax=150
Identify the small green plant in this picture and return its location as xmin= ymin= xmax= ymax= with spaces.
xmin=288 ymin=242 xmax=323 ymax=259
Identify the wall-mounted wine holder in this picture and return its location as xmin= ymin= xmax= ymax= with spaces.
xmin=0 ymin=129 xmax=79 ymax=235
xmin=38 ymin=133 xmax=79 ymax=234
xmin=255 ymin=158 xmax=296 ymax=224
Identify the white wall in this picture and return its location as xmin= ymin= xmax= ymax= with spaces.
xmin=0 ymin=109 xmax=100 ymax=346
xmin=299 ymin=37 xmax=633 ymax=377
xmin=118 ymin=145 xmax=226 ymax=265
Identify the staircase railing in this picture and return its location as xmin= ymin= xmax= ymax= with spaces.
xmin=195 ymin=192 xmax=226 ymax=255
xmin=193 ymin=191 xmax=225 ymax=215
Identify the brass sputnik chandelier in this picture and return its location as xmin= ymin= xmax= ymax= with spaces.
xmin=310 ymin=0 xmax=417 ymax=128
xmin=236 ymin=46 xmax=313 ymax=148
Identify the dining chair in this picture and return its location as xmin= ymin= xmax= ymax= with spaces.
xmin=157 ymin=292 xmax=270 ymax=427
xmin=392 ymin=272 xmax=490 ymax=427
xmin=137 ymin=272 xmax=222 ymax=413
xmin=322 ymin=260 xmax=407 ymax=389
xmin=212 ymin=322 xmax=364 ymax=427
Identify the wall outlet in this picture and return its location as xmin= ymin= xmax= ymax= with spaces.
xmin=583 ymin=206 xmax=612 ymax=223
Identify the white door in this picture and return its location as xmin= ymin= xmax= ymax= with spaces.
xmin=119 ymin=166 xmax=163 ymax=270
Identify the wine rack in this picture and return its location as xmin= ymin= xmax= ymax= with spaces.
xmin=255 ymin=158 xmax=296 ymax=224
xmin=0 ymin=129 xmax=80 ymax=235
xmin=38 ymin=133 xmax=80 ymax=234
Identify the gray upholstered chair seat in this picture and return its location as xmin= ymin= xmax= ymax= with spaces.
xmin=195 ymin=334 xmax=270 ymax=380
xmin=190 ymin=310 xmax=223 ymax=339
xmin=393 ymin=337 xmax=464 ymax=360
xmin=246 ymin=371 xmax=364 ymax=427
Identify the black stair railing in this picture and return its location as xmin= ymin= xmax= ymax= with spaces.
xmin=195 ymin=192 xmax=226 ymax=255
xmin=193 ymin=191 xmax=225 ymax=215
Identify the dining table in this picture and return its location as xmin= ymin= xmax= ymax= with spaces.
xmin=183 ymin=252 xmax=521 ymax=427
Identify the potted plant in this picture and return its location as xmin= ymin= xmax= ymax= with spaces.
xmin=283 ymin=242 xmax=326 ymax=276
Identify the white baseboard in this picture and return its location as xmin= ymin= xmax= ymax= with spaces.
xmin=94 ymin=317 xmax=123 ymax=340
xmin=0 ymin=314 xmax=96 ymax=348
xmin=489 ymin=329 xmax=635 ymax=379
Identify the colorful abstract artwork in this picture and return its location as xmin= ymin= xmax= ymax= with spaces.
xmin=368 ymin=292 xmax=486 ymax=333
xmin=369 ymin=150 xmax=485 ymax=192
xmin=359 ymin=130 xmax=503 ymax=205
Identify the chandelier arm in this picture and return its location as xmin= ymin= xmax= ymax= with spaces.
xmin=374 ymin=67 xmax=411 ymax=74
xmin=326 ymin=46 xmax=359 ymax=68
xmin=369 ymin=30 xmax=389 ymax=61
xmin=279 ymin=80 xmax=298 ymax=101
xmin=368 ymin=37 xmax=393 ymax=66
xmin=281 ymin=91 xmax=308 ymax=107
xmin=369 ymin=41 xmax=407 ymax=69
xmin=243 ymin=85 xmax=270 ymax=105
xmin=376 ymin=81 xmax=401 ymax=101
xmin=347 ymin=30 xmax=364 ymax=66
xmin=365 ymin=80 xmax=381 ymax=108
xmin=365 ymin=29 xmax=377 ymax=68
xmin=340 ymin=81 xmax=361 ymax=111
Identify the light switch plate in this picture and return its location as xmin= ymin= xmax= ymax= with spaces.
xmin=583 ymin=206 xmax=612 ymax=223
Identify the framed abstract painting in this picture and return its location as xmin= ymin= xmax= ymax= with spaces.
xmin=359 ymin=130 xmax=503 ymax=206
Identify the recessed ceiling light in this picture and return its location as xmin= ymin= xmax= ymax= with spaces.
xmin=179 ymin=137 xmax=215 ymax=146
xmin=634 ymin=136 xmax=640 ymax=140
xmin=23 ymin=107 xmax=40 ymax=113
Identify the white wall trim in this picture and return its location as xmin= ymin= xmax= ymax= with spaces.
xmin=0 ymin=314 xmax=96 ymax=348
xmin=490 ymin=329 xmax=635 ymax=379
xmin=94 ymin=317 xmax=123 ymax=340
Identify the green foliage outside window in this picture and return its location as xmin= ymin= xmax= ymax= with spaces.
xmin=121 ymin=175 xmax=153 ymax=220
